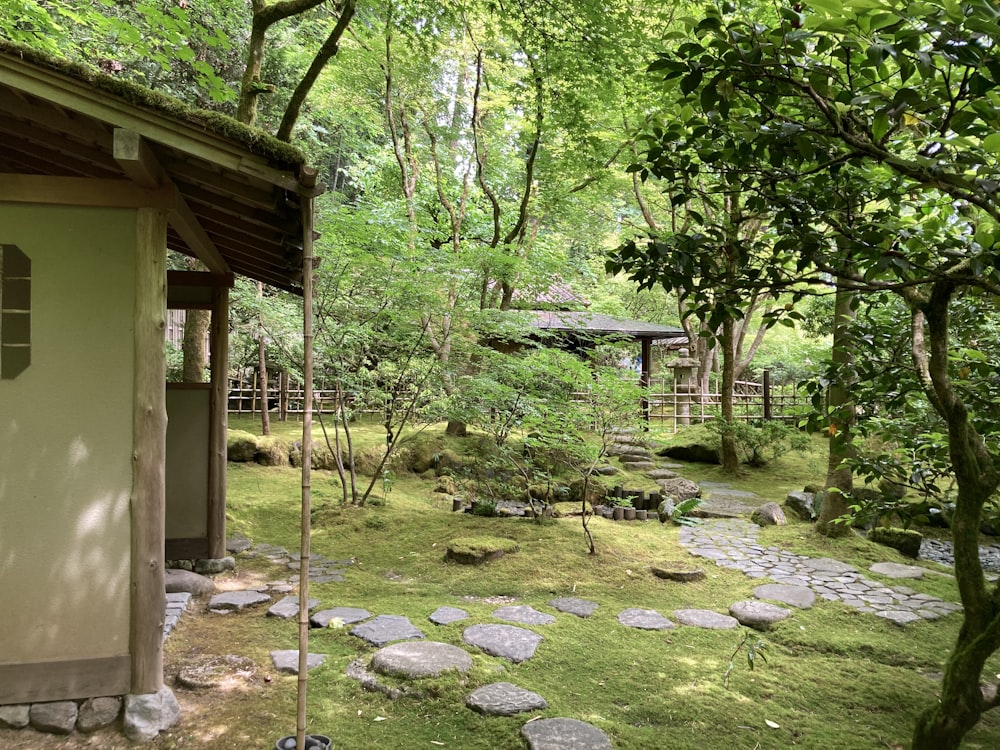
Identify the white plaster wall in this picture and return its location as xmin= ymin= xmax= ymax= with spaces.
xmin=0 ymin=205 xmax=135 ymax=663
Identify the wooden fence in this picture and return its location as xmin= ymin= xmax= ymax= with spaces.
xmin=227 ymin=373 xmax=809 ymax=431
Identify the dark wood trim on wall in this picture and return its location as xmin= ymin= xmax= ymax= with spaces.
xmin=0 ymin=656 xmax=130 ymax=704
xmin=165 ymin=537 xmax=210 ymax=560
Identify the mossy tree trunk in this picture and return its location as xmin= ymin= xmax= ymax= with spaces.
xmin=911 ymin=286 xmax=1000 ymax=749
xmin=718 ymin=317 xmax=739 ymax=475
xmin=816 ymin=273 xmax=856 ymax=538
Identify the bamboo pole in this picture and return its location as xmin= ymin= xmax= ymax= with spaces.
xmin=296 ymin=182 xmax=316 ymax=749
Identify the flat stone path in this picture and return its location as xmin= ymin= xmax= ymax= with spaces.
xmin=679 ymin=518 xmax=962 ymax=622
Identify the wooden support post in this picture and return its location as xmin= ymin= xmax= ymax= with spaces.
xmin=207 ymin=285 xmax=229 ymax=559
xmin=763 ymin=369 xmax=773 ymax=422
xmin=640 ymin=338 xmax=652 ymax=424
xmin=131 ymin=207 xmax=167 ymax=694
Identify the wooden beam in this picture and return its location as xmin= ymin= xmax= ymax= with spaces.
xmin=0 ymin=59 xmax=304 ymax=192
xmin=0 ymin=656 xmax=130 ymax=704
xmin=208 ymin=285 xmax=229 ymax=559
xmin=114 ymin=130 xmax=230 ymax=274
xmin=131 ymin=207 xmax=168 ymax=694
xmin=0 ymin=173 xmax=174 ymax=208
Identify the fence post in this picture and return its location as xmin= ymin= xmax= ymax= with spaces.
xmin=763 ymin=369 xmax=772 ymax=421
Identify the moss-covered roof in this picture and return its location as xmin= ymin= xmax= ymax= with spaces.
xmin=0 ymin=38 xmax=305 ymax=170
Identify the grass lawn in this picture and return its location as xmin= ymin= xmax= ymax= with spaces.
xmin=11 ymin=418 xmax=996 ymax=749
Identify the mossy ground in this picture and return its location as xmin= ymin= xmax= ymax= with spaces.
xmin=8 ymin=420 xmax=998 ymax=749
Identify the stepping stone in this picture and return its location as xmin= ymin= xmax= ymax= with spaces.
xmin=493 ymin=605 xmax=556 ymax=625
xmin=467 ymin=682 xmax=548 ymax=716
xmin=270 ymin=650 xmax=326 ymax=674
xmin=729 ymin=600 xmax=792 ymax=630
xmin=875 ymin=610 xmax=923 ymax=625
xmin=430 ymin=606 xmax=469 ymax=625
xmin=645 ymin=468 xmax=679 ymax=479
xmin=351 ymin=615 xmax=424 ymax=646
xmin=870 ymin=562 xmax=926 ymax=579
xmin=371 ymin=642 xmax=472 ymax=678
xmin=617 ymin=608 xmax=675 ymax=630
xmin=651 ymin=564 xmax=706 ymax=582
xmin=754 ymin=583 xmax=816 ymax=609
xmin=208 ymin=590 xmax=271 ymax=612
xmin=521 ymin=717 xmax=612 ymax=750
xmin=311 ymin=607 xmax=372 ymax=628
xmin=267 ymin=596 xmax=320 ymax=620
xmin=620 ymin=460 xmax=657 ymax=471
xmin=802 ymin=557 xmax=856 ymax=575
xmin=548 ymin=597 xmax=599 ymax=618
xmin=226 ymin=536 xmax=252 ymax=553
xmin=463 ymin=623 xmax=543 ymax=663
xmin=673 ymin=608 xmax=740 ymax=629
xmin=165 ymin=568 xmax=215 ymax=596
xmin=176 ymin=655 xmax=257 ymax=690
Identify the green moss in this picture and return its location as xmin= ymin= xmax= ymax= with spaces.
xmin=227 ymin=430 xmax=258 ymax=462
xmin=869 ymin=526 xmax=923 ymax=559
xmin=446 ymin=536 xmax=519 ymax=564
xmin=0 ymin=38 xmax=305 ymax=169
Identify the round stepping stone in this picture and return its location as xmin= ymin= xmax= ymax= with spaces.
xmin=617 ymin=608 xmax=675 ymax=630
xmin=493 ymin=605 xmax=556 ymax=625
xmin=267 ymin=595 xmax=320 ymax=620
xmin=729 ymin=600 xmax=792 ymax=630
xmin=651 ymin=564 xmax=706 ymax=582
xmin=351 ymin=615 xmax=425 ymax=646
xmin=467 ymin=682 xmax=548 ymax=716
xmin=208 ymin=590 xmax=271 ymax=612
xmin=311 ymin=607 xmax=371 ymax=628
xmin=371 ymin=641 xmax=472 ymax=678
xmin=430 ymin=606 xmax=469 ymax=625
xmin=521 ymin=717 xmax=612 ymax=750
xmin=548 ymin=597 xmax=599 ymax=618
xmin=176 ymin=655 xmax=257 ymax=689
xmin=753 ymin=583 xmax=816 ymax=609
xmin=869 ymin=562 xmax=926 ymax=579
xmin=673 ymin=608 xmax=740 ymax=629
xmin=270 ymin=650 xmax=326 ymax=674
xmin=463 ymin=623 xmax=543 ymax=663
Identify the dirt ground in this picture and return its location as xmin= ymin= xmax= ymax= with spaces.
xmin=1 ymin=564 xmax=301 ymax=749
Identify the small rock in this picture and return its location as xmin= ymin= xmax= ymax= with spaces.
xmin=645 ymin=468 xmax=679 ymax=480
xmin=77 ymin=696 xmax=122 ymax=733
xmin=751 ymin=502 xmax=787 ymax=527
xmin=311 ymin=607 xmax=372 ymax=628
xmin=655 ymin=477 xmax=702 ymax=500
xmin=208 ymin=589 xmax=271 ymax=611
xmin=869 ymin=562 xmax=926 ymax=579
xmin=729 ymin=600 xmax=792 ymax=630
xmin=165 ymin=568 xmax=216 ymax=596
xmin=467 ymin=682 xmax=548 ymax=716
xmin=673 ymin=608 xmax=740 ymax=629
xmin=754 ymin=583 xmax=816 ymax=609
xmin=0 ymin=704 xmax=30 ymax=729
xmin=270 ymin=650 xmax=327 ymax=674
xmin=785 ymin=491 xmax=817 ymax=521
xmin=123 ymin=686 xmax=181 ymax=742
xmin=617 ymin=608 xmax=675 ymax=630
xmin=521 ymin=717 xmax=612 ymax=750
xmin=194 ymin=556 xmax=236 ymax=574
xmin=226 ymin=536 xmax=252 ymax=554
xmin=29 ymin=702 xmax=78 ymax=735
xmin=351 ymin=615 xmax=425 ymax=646
xmin=267 ymin=595 xmax=320 ymax=620
xmin=548 ymin=597 xmax=599 ymax=618
xmin=429 ymin=606 xmax=470 ymax=625
xmin=492 ymin=604 xmax=556 ymax=625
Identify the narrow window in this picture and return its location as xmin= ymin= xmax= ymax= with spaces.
xmin=0 ymin=244 xmax=31 ymax=379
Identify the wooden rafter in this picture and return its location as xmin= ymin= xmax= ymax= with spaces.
xmin=114 ymin=129 xmax=230 ymax=274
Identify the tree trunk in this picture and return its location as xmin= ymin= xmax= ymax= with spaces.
xmin=816 ymin=276 xmax=856 ymax=537
xmin=718 ymin=318 xmax=739 ymax=474
xmin=446 ymin=420 xmax=467 ymax=437
xmin=181 ymin=309 xmax=209 ymax=383
xmin=910 ymin=287 xmax=1000 ymax=749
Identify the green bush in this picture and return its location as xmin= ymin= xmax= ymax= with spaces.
xmin=868 ymin=526 xmax=923 ymax=559
xmin=227 ymin=430 xmax=259 ymax=462
xmin=708 ymin=420 xmax=810 ymax=467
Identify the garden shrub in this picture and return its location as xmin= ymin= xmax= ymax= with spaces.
xmin=868 ymin=526 xmax=923 ymax=559
xmin=227 ymin=430 xmax=258 ymax=462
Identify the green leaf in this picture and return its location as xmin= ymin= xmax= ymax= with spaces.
xmin=982 ymin=133 xmax=1000 ymax=155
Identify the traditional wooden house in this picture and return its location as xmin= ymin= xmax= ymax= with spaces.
xmin=0 ymin=43 xmax=319 ymax=725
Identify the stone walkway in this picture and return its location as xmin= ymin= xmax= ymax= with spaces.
xmin=679 ymin=517 xmax=962 ymax=624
